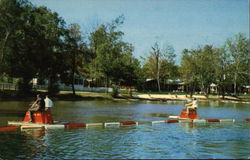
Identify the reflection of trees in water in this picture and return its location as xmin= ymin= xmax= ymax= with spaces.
xmin=0 ymin=128 xmax=46 ymax=159
xmin=209 ymin=101 xmax=220 ymax=107
xmin=0 ymin=109 xmax=25 ymax=117
xmin=21 ymin=128 xmax=47 ymax=157
xmin=149 ymin=113 xmax=169 ymax=118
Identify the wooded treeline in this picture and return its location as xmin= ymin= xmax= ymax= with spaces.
xmin=0 ymin=0 xmax=249 ymax=97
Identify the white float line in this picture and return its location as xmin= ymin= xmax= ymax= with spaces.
xmin=13 ymin=118 xmax=249 ymax=131
xmin=152 ymin=120 xmax=166 ymax=124
xmin=138 ymin=121 xmax=153 ymax=125
xmin=219 ymin=119 xmax=235 ymax=122
xmin=193 ymin=119 xmax=207 ymax=123
xmin=86 ymin=123 xmax=103 ymax=127
xmin=104 ymin=122 xmax=120 ymax=127
xmin=44 ymin=124 xmax=65 ymax=129
xmin=20 ymin=125 xmax=44 ymax=130
xmin=91 ymin=119 xmax=240 ymax=127
xmin=179 ymin=119 xmax=193 ymax=123
xmin=169 ymin=116 xmax=180 ymax=119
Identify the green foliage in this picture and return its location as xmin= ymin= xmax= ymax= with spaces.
xmin=180 ymin=45 xmax=218 ymax=97
xmin=88 ymin=16 xmax=142 ymax=89
xmin=61 ymin=23 xmax=88 ymax=95
xmin=142 ymin=42 xmax=177 ymax=91
xmin=180 ymin=33 xmax=249 ymax=97
xmin=1 ymin=0 xmax=248 ymax=97
xmin=225 ymin=33 xmax=249 ymax=95
xmin=0 ymin=0 xmax=66 ymax=93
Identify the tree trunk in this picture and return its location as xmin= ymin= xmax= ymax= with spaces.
xmin=48 ymin=74 xmax=51 ymax=93
xmin=107 ymin=77 xmax=109 ymax=93
xmin=233 ymin=73 xmax=237 ymax=95
xmin=205 ymin=87 xmax=209 ymax=98
xmin=157 ymin=77 xmax=161 ymax=92
xmin=129 ymin=86 xmax=132 ymax=97
xmin=105 ymin=76 xmax=108 ymax=93
xmin=71 ymin=72 xmax=75 ymax=95
xmin=71 ymin=51 xmax=76 ymax=95
xmin=1 ymin=31 xmax=9 ymax=63
xmin=221 ymin=83 xmax=225 ymax=99
xmin=189 ymin=84 xmax=193 ymax=98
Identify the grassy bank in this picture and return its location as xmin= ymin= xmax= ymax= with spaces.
xmin=0 ymin=90 xmax=113 ymax=101
xmin=0 ymin=90 xmax=249 ymax=103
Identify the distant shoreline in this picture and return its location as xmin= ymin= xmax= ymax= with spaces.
xmin=0 ymin=90 xmax=249 ymax=104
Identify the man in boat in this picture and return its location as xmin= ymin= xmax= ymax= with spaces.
xmin=185 ymin=97 xmax=198 ymax=114
xmin=28 ymin=94 xmax=45 ymax=122
xmin=44 ymin=95 xmax=53 ymax=111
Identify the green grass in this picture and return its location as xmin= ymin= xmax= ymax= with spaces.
xmin=134 ymin=91 xmax=190 ymax=95
xmin=1 ymin=89 xmax=249 ymax=102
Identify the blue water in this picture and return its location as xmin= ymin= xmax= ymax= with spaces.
xmin=0 ymin=100 xmax=250 ymax=159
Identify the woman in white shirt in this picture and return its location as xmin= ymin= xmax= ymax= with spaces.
xmin=185 ymin=97 xmax=198 ymax=114
xmin=45 ymin=95 xmax=54 ymax=111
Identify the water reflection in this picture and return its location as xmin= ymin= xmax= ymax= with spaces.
xmin=0 ymin=100 xmax=250 ymax=159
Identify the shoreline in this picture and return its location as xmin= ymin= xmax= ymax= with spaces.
xmin=0 ymin=90 xmax=249 ymax=104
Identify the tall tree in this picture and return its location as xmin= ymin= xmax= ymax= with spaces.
xmin=31 ymin=6 xmax=66 ymax=94
xmin=88 ymin=16 xmax=134 ymax=89
xmin=62 ymin=23 xmax=87 ymax=95
xmin=225 ymin=33 xmax=249 ymax=95
xmin=180 ymin=48 xmax=199 ymax=96
xmin=196 ymin=45 xmax=217 ymax=97
xmin=0 ymin=0 xmax=42 ymax=93
xmin=0 ymin=0 xmax=66 ymax=94
xmin=109 ymin=45 xmax=141 ymax=90
xmin=0 ymin=0 xmax=29 ymax=81
xmin=143 ymin=42 xmax=176 ymax=92
xmin=180 ymin=45 xmax=218 ymax=97
xmin=213 ymin=47 xmax=233 ymax=99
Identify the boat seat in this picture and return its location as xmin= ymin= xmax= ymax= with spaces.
xmin=179 ymin=108 xmax=198 ymax=119
xmin=23 ymin=110 xmax=53 ymax=124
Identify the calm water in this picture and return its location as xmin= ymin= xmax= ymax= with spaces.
xmin=0 ymin=100 xmax=250 ymax=159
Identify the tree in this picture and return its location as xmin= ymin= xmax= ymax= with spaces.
xmin=225 ymin=33 xmax=249 ymax=95
xmin=196 ymin=45 xmax=217 ymax=97
xmin=31 ymin=6 xmax=66 ymax=95
xmin=143 ymin=42 xmax=176 ymax=92
xmin=0 ymin=0 xmax=41 ymax=93
xmin=0 ymin=0 xmax=66 ymax=94
xmin=62 ymin=23 xmax=88 ymax=95
xmin=109 ymin=48 xmax=142 ymax=95
xmin=88 ymin=16 xmax=136 ymax=89
xmin=213 ymin=47 xmax=231 ymax=99
xmin=180 ymin=49 xmax=199 ymax=96
xmin=180 ymin=45 xmax=218 ymax=97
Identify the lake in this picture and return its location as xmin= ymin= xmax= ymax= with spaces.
xmin=0 ymin=100 xmax=250 ymax=159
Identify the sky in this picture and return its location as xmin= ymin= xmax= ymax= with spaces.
xmin=32 ymin=0 xmax=249 ymax=64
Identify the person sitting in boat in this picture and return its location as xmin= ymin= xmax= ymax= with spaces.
xmin=28 ymin=94 xmax=45 ymax=122
xmin=44 ymin=95 xmax=53 ymax=111
xmin=185 ymin=97 xmax=198 ymax=114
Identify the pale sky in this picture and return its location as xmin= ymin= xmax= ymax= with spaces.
xmin=32 ymin=0 xmax=249 ymax=64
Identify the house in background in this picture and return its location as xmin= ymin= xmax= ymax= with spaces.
xmin=242 ymin=85 xmax=250 ymax=94
xmin=32 ymin=75 xmax=112 ymax=93
xmin=145 ymin=78 xmax=185 ymax=92
xmin=210 ymin=83 xmax=218 ymax=93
